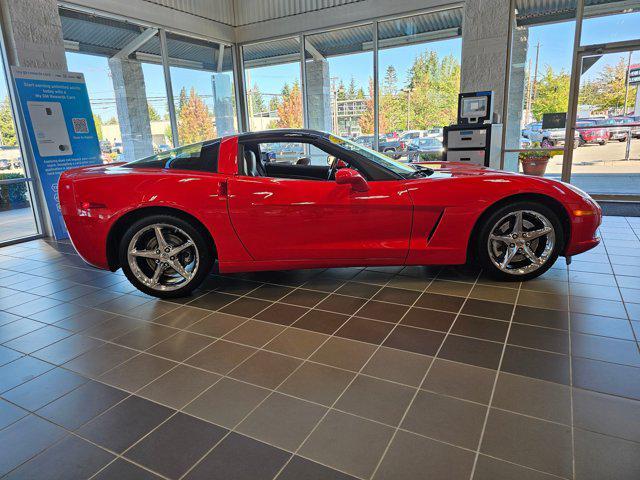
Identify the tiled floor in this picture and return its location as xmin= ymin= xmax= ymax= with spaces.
xmin=0 ymin=216 xmax=639 ymax=479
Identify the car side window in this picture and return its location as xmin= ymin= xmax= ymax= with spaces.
xmin=122 ymin=141 xmax=219 ymax=172
xmin=238 ymin=140 xmax=361 ymax=181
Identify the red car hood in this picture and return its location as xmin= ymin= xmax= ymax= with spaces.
xmin=411 ymin=161 xmax=513 ymax=177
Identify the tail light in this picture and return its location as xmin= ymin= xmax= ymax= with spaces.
xmin=400 ymin=141 xmax=406 ymax=149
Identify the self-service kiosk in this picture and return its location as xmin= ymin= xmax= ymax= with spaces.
xmin=443 ymin=91 xmax=502 ymax=168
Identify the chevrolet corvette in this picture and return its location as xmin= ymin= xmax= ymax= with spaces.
xmin=59 ymin=129 xmax=601 ymax=298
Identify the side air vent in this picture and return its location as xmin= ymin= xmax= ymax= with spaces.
xmin=427 ymin=210 xmax=445 ymax=243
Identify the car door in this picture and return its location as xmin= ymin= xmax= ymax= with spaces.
xmin=226 ymin=142 xmax=413 ymax=262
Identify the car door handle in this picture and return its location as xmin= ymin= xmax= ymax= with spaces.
xmin=218 ymin=180 xmax=228 ymax=197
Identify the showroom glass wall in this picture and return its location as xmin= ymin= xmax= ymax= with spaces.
xmin=60 ymin=7 xmax=237 ymax=164
xmin=239 ymin=7 xmax=463 ymax=158
xmin=502 ymin=0 xmax=640 ymax=198
xmin=0 ymin=26 xmax=41 ymax=244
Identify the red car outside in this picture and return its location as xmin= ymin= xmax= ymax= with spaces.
xmin=59 ymin=130 xmax=601 ymax=298
xmin=576 ymin=120 xmax=608 ymax=146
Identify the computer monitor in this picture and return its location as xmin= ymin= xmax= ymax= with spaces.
xmin=458 ymin=92 xmax=492 ymax=124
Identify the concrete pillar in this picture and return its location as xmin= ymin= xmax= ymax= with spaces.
xmin=0 ymin=0 xmax=67 ymax=70
xmin=305 ymin=59 xmax=332 ymax=132
xmin=504 ymin=26 xmax=528 ymax=171
xmin=212 ymin=72 xmax=235 ymax=136
xmin=461 ymin=0 xmax=511 ymax=118
xmin=108 ymin=57 xmax=154 ymax=161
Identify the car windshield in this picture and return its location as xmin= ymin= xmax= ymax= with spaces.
xmin=418 ymin=138 xmax=441 ymax=147
xmin=327 ymin=134 xmax=415 ymax=176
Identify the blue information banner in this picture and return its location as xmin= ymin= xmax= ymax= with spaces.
xmin=12 ymin=67 xmax=101 ymax=239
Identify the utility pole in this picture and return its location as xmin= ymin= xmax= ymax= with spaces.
xmin=526 ymin=58 xmax=533 ymax=121
xmin=532 ymin=42 xmax=541 ymax=103
xmin=623 ymin=50 xmax=632 ymax=115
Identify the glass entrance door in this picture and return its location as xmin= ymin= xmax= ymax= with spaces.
xmin=567 ymin=48 xmax=640 ymax=196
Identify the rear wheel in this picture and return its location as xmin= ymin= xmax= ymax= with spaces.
xmin=476 ymin=202 xmax=563 ymax=281
xmin=119 ymin=214 xmax=214 ymax=298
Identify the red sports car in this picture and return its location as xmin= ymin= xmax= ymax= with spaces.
xmin=59 ymin=129 xmax=601 ymax=298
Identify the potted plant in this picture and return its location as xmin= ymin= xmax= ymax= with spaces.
xmin=518 ymin=143 xmax=562 ymax=176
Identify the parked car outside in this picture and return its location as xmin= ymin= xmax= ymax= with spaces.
xmin=99 ymin=140 xmax=112 ymax=153
xmin=354 ymin=135 xmax=402 ymax=159
xmin=113 ymin=142 xmax=123 ymax=154
xmin=520 ymin=137 xmax=532 ymax=149
xmin=0 ymin=159 xmax=10 ymax=170
xmin=576 ymin=120 xmax=608 ymax=146
xmin=407 ymin=137 xmax=444 ymax=162
xmin=596 ymin=118 xmax=629 ymax=142
xmin=628 ymin=116 xmax=640 ymax=139
xmin=12 ymin=158 xmax=22 ymax=169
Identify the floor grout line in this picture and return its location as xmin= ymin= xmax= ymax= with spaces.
xmin=467 ymin=281 xmax=523 ymax=479
xmin=368 ymin=270 xmax=483 ymax=479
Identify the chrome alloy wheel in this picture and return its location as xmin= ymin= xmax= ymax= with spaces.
xmin=487 ymin=210 xmax=555 ymax=275
xmin=127 ymin=223 xmax=199 ymax=291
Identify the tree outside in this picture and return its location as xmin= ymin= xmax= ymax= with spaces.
xmin=269 ymin=81 xmax=303 ymax=129
xmin=0 ymin=97 xmax=17 ymax=147
xmin=177 ymin=86 xmax=215 ymax=144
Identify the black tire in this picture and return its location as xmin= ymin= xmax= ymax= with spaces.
xmin=119 ymin=214 xmax=214 ymax=298
xmin=476 ymin=201 xmax=564 ymax=282
xmin=541 ymin=138 xmax=553 ymax=148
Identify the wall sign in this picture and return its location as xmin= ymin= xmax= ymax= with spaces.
xmin=12 ymin=67 xmax=101 ymax=239
xmin=629 ymin=64 xmax=640 ymax=86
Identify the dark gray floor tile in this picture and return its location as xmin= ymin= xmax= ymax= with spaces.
xmin=37 ymin=380 xmax=128 ymax=430
xmin=186 ymin=340 xmax=256 ymax=374
xmin=0 ymin=415 xmax=67 ymax=476
xmin=185 ymin=432 xmax=289 ymax=480
xmin=573 ymin=388 xmax=640 ymax=443
xmin=574 ymin=428 xmax=640 ymax=480
xmin=501 ymin=345 xmax=570 ymax=385
xmin=382 ymin=325 xmax=445 ymax=356
xmin=138 ymin=364 xmax=220 ymax=409
xmin=93 ymin=459 xmax=163 ymax=480
xmin=78 ymin=396 xmax=173 ymax=453
xmin=127 ymin=412 xmax=227 ymax=479
xmin=2 ymin=367 xmax=87 ymax=411
xmin=438 ymin=334 xmax=503 ymax=370
xmin=4 ymin=434 xmax=113 ymax=480
xmin=480 ymin=409 xmax=572 ymax=478
xmin=0 ymin=356 xmax=53 ymax=393
xmin=573 ymin=357 xmax=640 ymax=400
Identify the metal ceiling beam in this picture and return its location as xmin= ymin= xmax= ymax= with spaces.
xmin=295 ymin=37 xmax=325 ymax=61
xmin=217 ymin=44 xmax=225 ymax=72
xmin=112 ymin=27 xmax=158 ymax=59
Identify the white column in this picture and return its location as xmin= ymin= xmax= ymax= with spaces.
xmin=0 ymin=0 xmax=67 ymax=69
xmin=460 ymin=0 xmax=511 ymax=117
xmin=108 ymin=57 xmax=154 ymax=161
xmin=212 ymin=73 xmax=236 ymax=136
xmin=305 ymin=59 xmax=332 ymax=132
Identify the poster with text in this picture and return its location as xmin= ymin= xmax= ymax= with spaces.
xmin=12 ymin=67 xmax=101 ymax=240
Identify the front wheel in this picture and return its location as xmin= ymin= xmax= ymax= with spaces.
xmin=119 ymin=214 xmax=214 ymax=298
xmin=476 ymin=202 xmax=563 ymax=281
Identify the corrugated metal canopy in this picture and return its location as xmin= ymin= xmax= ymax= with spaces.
xmin=60 ymin=8 xmax=233 ymax=72
xmin=242 ymin=8 xmax=463 ymax=67
xmin=514 ymin=0 xmax=637 ymax=25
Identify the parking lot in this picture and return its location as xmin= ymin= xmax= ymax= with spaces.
xmin=543 ymin=138 xmax=640 ymax=194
